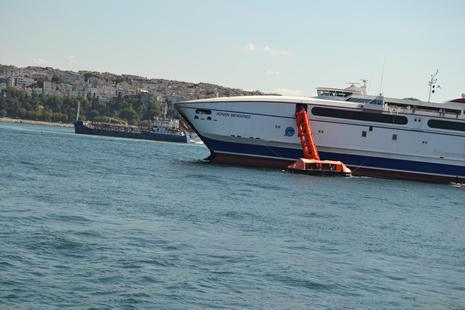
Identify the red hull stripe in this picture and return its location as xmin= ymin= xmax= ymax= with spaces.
xmin=209 ymin=152 xmax=457 ymax=183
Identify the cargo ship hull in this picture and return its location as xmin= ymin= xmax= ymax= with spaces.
xmin=74 ymin=120 xmax=190 ymax=143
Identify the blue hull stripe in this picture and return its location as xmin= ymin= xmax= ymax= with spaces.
xmin=201 ymin=135 xmax=465 ymax=178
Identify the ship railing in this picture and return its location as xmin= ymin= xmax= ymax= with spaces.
xmin=412 ymin=109 xmax=461 ymax=119
xmin=151 ymin=128 xmax=184 ymax=135
xmin=384 ymin=106 xmax=462 ymax=119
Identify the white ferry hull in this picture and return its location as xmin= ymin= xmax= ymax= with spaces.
xmin=176 ymin=96 xmax=465 ymax=183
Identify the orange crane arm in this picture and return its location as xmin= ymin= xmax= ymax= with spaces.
xmin=295 ymin=110 xmax=320 ymax=160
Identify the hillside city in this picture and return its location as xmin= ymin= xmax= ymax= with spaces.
xmin=0 ymin=64 xmax=276 ymax=106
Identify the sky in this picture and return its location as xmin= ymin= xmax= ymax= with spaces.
xmin=2 ymin=0 xmax=464 ymax=102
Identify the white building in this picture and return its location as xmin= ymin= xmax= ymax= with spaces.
xmin=127 ymin=88 xmax=137 ymax=95
xmin=95 ymin=93 xmax=109 ymax=102
xmin=88 ymin=77 xmax=99 ymax=87
xmin=170 ymin=94 xmax=182 ymax=104
xmin=59 ymin=84 xmax=73 ymax=92
xmin=70 ymin=90 xmax=87 ymax=99
xmin=14 ymin=77 xmax=35 ymax=88
xmin=23 ymin=88 xmax=33 ymax=97
xmin=116 ymin=82 xmax=130 ymax=92
xmin=102 ymin=86 xmax=117 ymax=96
xmin=33 ymin=88 xmax=43 ymax=95
xmin=44 ymin=81 xmax=57 ymax=90
xmin=44 ymin=89 xmax=56 ymax=96
xmin=90 ymin=87 xmax=102 ymax=96
xmin=60 ymin=72 xmax=85 ymax=84
xmin=54 ymin=90 xmax=66 ymax=98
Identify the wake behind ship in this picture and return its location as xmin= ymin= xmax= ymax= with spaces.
xmin=175 ymin=80 xmax=465 ymax=183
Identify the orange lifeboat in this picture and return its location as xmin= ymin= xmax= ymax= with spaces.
xmin=288 ymin=158 xmax=352 ymax=177
xmin=287 ymin=109 xmax=352 ymax=177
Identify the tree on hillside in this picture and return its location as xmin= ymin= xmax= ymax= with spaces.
xmin=120 ymin=107 xmax=139 ymax=124
xmin=115 ymin=76 xmax=126 ymax=84
xmin=84 ymin=72 xmax=97 ymax=81
xmin=87 ymin=110 xmax=100 ymax=121
xmin=143 ymin=102 xmax=162 ymax=120
xmin=0 ymin=84 xmax=184 ymax=125
xmin=46 ymin=96 xmax=62 ymax=112
xmin=33 ymin=77 xmax=46 ymax=89
xmin=16 ymin=108 xmax=27 ymax=119
xmin=52 ymin=76 xmax=61 ymax=84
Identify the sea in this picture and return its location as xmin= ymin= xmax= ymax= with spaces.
xmin=1 ymin=121 xmax=464 ymax=310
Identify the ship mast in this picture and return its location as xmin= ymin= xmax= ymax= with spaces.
xmin=428 ymin=70 xmax=438 ymax=102
xmin=76 ymin=101 xmax=80 ymax=121
xmin=163 ymin=103 xmax=168 ymax=119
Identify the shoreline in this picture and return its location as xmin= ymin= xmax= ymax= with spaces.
xmin=0 ymin=117 xmax=74 ymax=128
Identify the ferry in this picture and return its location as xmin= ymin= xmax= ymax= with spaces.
xmin=175 ymin=80 xmax=465 ymax=183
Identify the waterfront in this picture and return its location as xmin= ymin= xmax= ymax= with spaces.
xmin=1 ymin=122 xmax=464 ymax=309
xmin=0 ymin=117 xmax=73 ymax=128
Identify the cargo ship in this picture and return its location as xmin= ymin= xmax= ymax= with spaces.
xmin=175 ymin=80 xmax=465 ymax=183
xmin=74 ymin=117 xmax=191 ymax=143
xmin=74 ymin=101 xmax=191 ymax=143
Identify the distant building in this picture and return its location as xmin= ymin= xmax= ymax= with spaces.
xmin=140 ymin=90 xmax=153 ymax=106
xmin=103 ymin=86 xmax=117 ymax=96
xmin=70 ymin=90 xmax=87 ymax=99
xmin=13 ymin=76 xmax=35 ymax=88
xmin=43 ymin=81 xmax=56 ymax=90
xmin=170 ymin=94 xmax=182 ymax=104
xmin=60 ymin=72 xmax=84 ymax=84
xmin=94 ymin=93 xmax=109 ymax=102
xmin=33 ymin=88 xmax=43 ymax=95
xmin=59 ymin=84 xmax=73 ymax=92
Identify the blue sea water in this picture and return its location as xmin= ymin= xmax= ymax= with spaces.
xmin=1 ymin=122 xmax=465 ymax=309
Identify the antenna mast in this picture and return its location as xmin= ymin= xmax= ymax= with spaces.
xmin=379 ymin=56 xmax=387 ymax=95
xmin=76 ymin=101 xmax=80 ymax=121
xmin=428 ymin=70 xmax=438 ymax=102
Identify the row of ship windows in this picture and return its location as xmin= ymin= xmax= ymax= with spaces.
xmin=193 ymin=108 xmax=465 ymax=133
xmin=312 ymin=107 xmax=465 ymax=132
xmin=317 ymin=90 xmax=352 ymax=97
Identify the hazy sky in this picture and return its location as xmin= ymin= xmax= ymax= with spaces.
xmin=2 ymin=0 xmax=464 ymax=102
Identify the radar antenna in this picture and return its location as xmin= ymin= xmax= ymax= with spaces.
xmin=360 ymin=79 xmax=368 ymax=95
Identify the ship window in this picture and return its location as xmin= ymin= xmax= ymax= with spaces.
xmin=362 ymin=131 xmax=367 ymax=137
xmin=207 ymin=117 xmax=211 ymax=120
xmin=428 ymin=119 xmax=465 ymax=132
xmin=346 ymin=98 xmax=372 ymax=103
xmin=196 ymin=109 xmax=211 ymax=114
xmin=392 ymin=134 xmax=397 ymax=140
xmin=317 ymin=90 xmax=352 ymax=97
xmin=194 ymin=115 xmax=199 ymax=119
xmin=370 ymin=99 xmax=383 ymax=105
xmin=311 ymin=107 xmax=408 ymax=125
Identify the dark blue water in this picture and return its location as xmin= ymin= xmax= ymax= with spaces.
xmin=1 ymin=122 xmax=465 ymax=309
